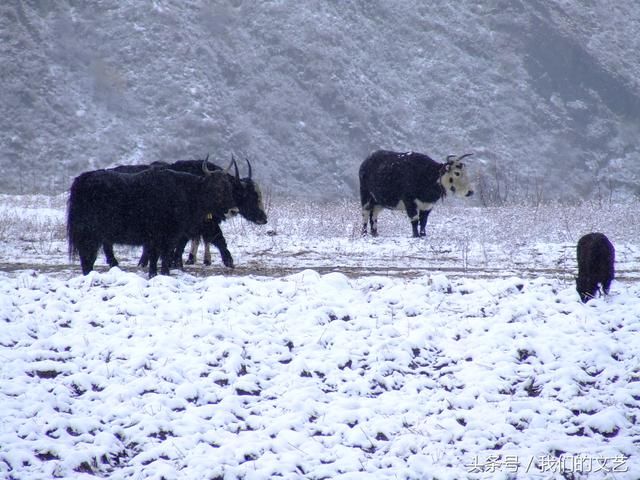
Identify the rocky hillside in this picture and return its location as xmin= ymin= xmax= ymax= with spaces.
xmin=2 ymin=0 xmax=639 ymax=201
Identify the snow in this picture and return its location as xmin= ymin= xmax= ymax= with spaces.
xmin=1 ymin=196 xmax=639 ymax=479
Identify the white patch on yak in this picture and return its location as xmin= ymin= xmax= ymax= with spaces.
xmin=371 ymin=206 xmax=382 ymax=223
xmin=415 ymin=199 xmax=433 ymax=212
xmin=394 ymin=200 xmax=406 ymax=211
xmin=225 ymin=207 xmax=240 ymax=219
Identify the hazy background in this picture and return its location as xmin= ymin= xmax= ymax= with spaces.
xmin=2 ymin=0 xmax=639 ymax=202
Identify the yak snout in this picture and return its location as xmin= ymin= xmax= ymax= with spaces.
xmin=253 ymin=211 xmax=268 ymax=225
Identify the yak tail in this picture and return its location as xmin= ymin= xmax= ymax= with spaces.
xmin=66 ymin=185 xmax=79 ymax=260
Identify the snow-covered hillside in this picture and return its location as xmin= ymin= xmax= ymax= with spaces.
xmin=2 ymin=1 xmax=640 ymax=199
xmin=1 ymin=195 xmax=639 ymax=478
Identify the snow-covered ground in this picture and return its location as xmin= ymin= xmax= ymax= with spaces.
xmin=1 ymin=195 xmax=639 ymax=479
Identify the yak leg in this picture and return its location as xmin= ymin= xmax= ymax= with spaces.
xmin=205 ymin=223 xmax=233 ymax=268
xmin=146 ymin=245 xmax=160 ymax=278
xmin=186 ymin=237 xmax=199 ymax=265
xmin=203 ymin=241 xmax=212 ymax=266
xmin=203 ymin=243 xmax=211 ymax=266
xmin=405 ymin=203 xmax=420 ymax=238
xmin=159 ymin=247 xmax=172 ymax=276
xmin=138 ymin=247 xmax=149 ymax=268
xmin=419 ymin=209 xmax=432 ymax=237
xmin=361 ymin=200 xmax=381 ymax=237
xmin=103 ymin=243 xmax=118 ymax=267
xmin=147 ymin=243 xmax=171 ymax=278
xmin=171 ymin=236 xmax=189 ymax=270
xmin=361 ymin=207 xmax=370 ymax=236
xmin=79 ymin=243 xmax=99 ymax=275
xmin=369 ymin=206 xmax=382 ymax=237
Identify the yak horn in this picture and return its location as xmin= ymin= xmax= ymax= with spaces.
xmin=223 ymin=156 xmax=234 ymax=174
xmin=231 ymin=154 xmax=240 ymax=179
xmin=202 ymin=154 xmax=213 ymax=175
xmin=245 ymin=157 xmax=253 ymax=179
xmin=457 ymin=153 xmax=474 ymax=160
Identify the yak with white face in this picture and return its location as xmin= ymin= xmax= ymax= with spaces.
xmin=359 ymin=150 xmax=474 ymax=237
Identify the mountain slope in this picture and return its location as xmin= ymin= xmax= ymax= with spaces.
xmin=2 ymin=0 xmax=639 ymax=200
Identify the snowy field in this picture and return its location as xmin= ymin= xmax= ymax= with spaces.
xmin=1 ymin=194 xmax=640 ymax=479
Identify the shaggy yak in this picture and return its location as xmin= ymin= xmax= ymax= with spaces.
xmin=576 ymin=232 xmax=615 ymax=303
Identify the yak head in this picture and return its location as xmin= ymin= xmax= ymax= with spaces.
xmin=441 ymin=153 xmax=474 ymax=198
xmin=229 ymin=156 xmax=268 ymax=225
xmin=202 ymin=159 xmax=239 ymax=220
xmin=576 ymin=275 xmax=597 ymax=303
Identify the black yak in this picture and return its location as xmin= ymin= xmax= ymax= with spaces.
xmin=67 ymin=162 xmax=238 ymax=278
xmin=576 ymin=232 xmax=615 ymax=303
xmin=169 ymin=157 xmax=267 ymax=267
xmin=104 ymin=156 xmax=267 ymax=269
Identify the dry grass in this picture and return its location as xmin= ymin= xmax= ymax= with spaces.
xmin=0 ymin=194 xmax=638 ymax=281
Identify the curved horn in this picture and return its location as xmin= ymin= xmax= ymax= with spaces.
xmin=202 ymin=154 xmax=213 ymax=175
xmin=457 ymin=153 xmax=474 ymax=161
xmin=231 ymin=154 xmax=240 ymax=180
xmin=446 ymin=154 xmax=457 ymax=163
xmin=224 ymin=156 xmax=234 ymax=174
xmin=245 ymin=157 xmax=253 ymax=179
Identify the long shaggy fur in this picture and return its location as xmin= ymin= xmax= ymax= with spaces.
xmin=67 ymin=167 xmax=235 ymax=278
xmin=576 ymin=232 xmax=615 ymax=303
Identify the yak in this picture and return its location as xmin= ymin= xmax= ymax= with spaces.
xmin=359 ymin=150 xmax=474 ymax=237
xmin=68 ymin=162 xmax=237 ymax=278
xmin=104 ymin=155 xmax=267 ymax=269
xmin=167 ymin=157 xmax=267 ymax=268
xmin=576 ymin=232 xmax=615 ymax=303
xmin=180 ymin=156 xmax=267 ymax=268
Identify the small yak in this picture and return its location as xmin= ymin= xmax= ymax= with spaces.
xmin=576 ymin=232 xmax=615 ymax=303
